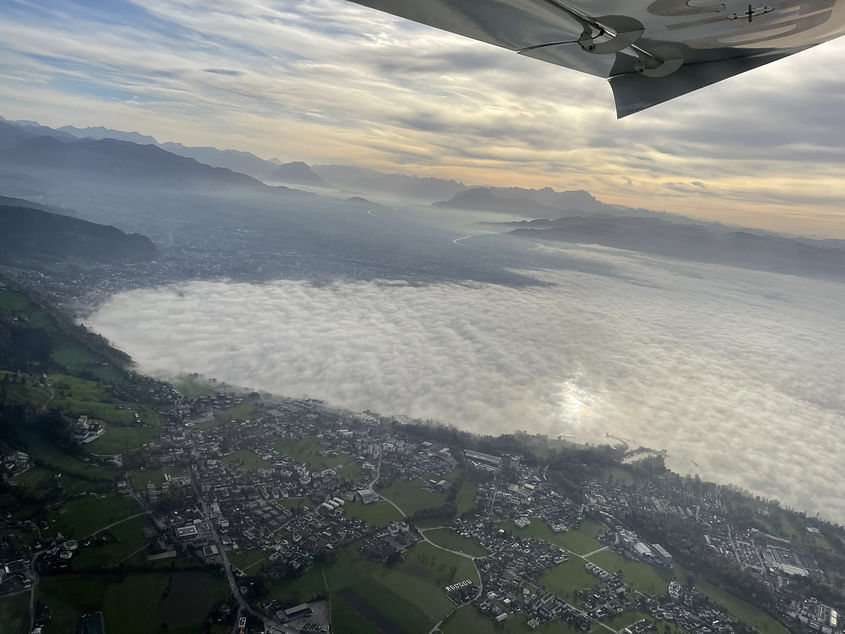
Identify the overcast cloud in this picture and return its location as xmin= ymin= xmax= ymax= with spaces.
xmin=1 ymin=0 xmax=845 ymax=234
xmin=88 ymin=250 xmax=845 ymax=523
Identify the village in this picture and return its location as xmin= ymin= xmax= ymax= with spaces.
xmin=2 ymin=385 xmax=843 ymax=634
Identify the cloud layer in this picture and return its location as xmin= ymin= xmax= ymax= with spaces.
xmin=87 ymin=250 xmax=845 ymax=523
xmin=2 ymin=1 xmax=845 ymax=234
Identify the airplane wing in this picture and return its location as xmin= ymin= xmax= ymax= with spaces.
xmin=349 ymin=0 xmax=845 ymax=117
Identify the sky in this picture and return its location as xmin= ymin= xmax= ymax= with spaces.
xmin=2 ymin=0 xmax=845 ymax=235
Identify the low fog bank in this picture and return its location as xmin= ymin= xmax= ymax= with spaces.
xmin=87 ymin=249 xmax=845 ymax=523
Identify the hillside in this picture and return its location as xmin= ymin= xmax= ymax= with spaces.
xmin=0 ymin=203 xmax=157 ymax=264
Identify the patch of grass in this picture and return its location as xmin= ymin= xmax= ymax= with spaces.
xmin=222 ymin=400 xmax=257 ymax=420
xmin=344 ymin=501 xmax=402 ymax=526
xmin=377 ymin=479 xmax=446 ymax=516
xmin=603 ymin=610 xmax=651 ymax=630
xmin=423 ymin=528 xmax=487 ymax=557
xmin=540 ymin=558 xmax=598 ymax=603
xmin=692 ymin=576 xmax=789 ymax=634
xmin=130 ymin=468 xmax=168 ymax=490
xmin=269 ymin=546 xmax=475 ymax=633
xmin=172 ymin=375 xmax=215 ymax=397
xmin=331 ymin=592 xmax=381 ymax=634
xmin=398 ymin=542 xmax=479 ymax=587
xmin=0 ymin=290 xmax=29 ymax=311
xmin=13 ymin=467 xmax=53 ymax=496
xmin=50 ymin=343 xmax=96 ymax=371
xmin=376 ymin=568 xmax=455 ymax=622
xmin=0 ymin=593 xmax=30 ymax=634
xmin=157 ymin=571 xmax=231 ymax=628
xmin=222 ymin=449 xmax=267 ymax=471
xmin=18 ymin=428 xmax=115 ymax=482
xmin=455 ymin=474 xmax=483 ymax=517
xmin=498 ymin=518 xmax=606 ymax=556
xmin=52 ymin=492 xmax=141 ymax=539
xmin=274 ymin=437 xmax=362 ymax=483
xmin=39 ymin=571 xmax=226 ymax=634
xmin=766 ymin=511 xmax=833 ymax=552
xmin=351 ymin=581 xmax=433 ymax=633
xmin=45 ymin=374 xmax=163 ymax=453
xmin=586 ymin=549 xmax=673 ymax=595
xmin=70 ymin=515 xmax=153 ymax=569
xmin=229 ymin=549 xmax=267 ymax=572
xmin=277 ymin=497 xmax=308 ymax=511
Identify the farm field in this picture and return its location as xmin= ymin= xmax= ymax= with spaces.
xmin=274 ymin=437 xmax=362 ymax=483
xmin=51 ymin=492 xmax=142 ymax=539
xmin=38 ymin=571 xmax=229 ymax=634
xmin=344 ymin=501 xmax=403 ymax=526
xmin=585 ymin=549 xmax=673 ymax=595
xmin=0 ymin=593 xmax=30 ymax=634
xmin=222 ymin=449 xmax=267 ymax=471
xmin=423 ymin=528 xmax=487 ymax=557
xmin=539 ymin=558 xmax=598 ymax=603
xmin=498 ymin=518 xmax=606 ymax=556
xmin=377 ymin=479 xmax=446 ymax=516
xmin=266 ymin=543 xmax=476 ymax=633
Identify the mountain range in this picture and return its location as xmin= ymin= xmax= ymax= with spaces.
xmin=503 ymin=215 xmax=845 ymax=279
xmin=2 ymin=115 xmax=843 ymax=282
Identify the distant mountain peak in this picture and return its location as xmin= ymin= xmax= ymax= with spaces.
xmin=269 ymin=161 xmax=325 ymax=186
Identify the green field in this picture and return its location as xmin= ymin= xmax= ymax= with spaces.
xmin=171 ymin=375 xmax=215 ymax=397
xmin=267 ymin=544 xmax=476 ymax=633
xmin=0 ymin=290 xmax=30 ymax=311
xmin=344 ymin=501 xmax=403 ymax=526
xmin=52 ymin=492 xmax=141 ymax=539
xmin=540 ymin=558 xmax=598 ymax=602
xmin=331 ymin=592 xmax=381 ymax=634
xmin=377 ymin=479 xmax=447 ymax=516
xmin=602 ymin=610 xmax=652 ymax=630
xmin=0 ymin=593 xmax=30 ymax=634
xmin=222 ymin=449 xmax=267 ymax=471
xmin=274 ymin=437 xmax=362 ymax=482
xmin=130 ymin=468 xmax=168 ymax=490
xmin=222 ymin=400 xmax=258 ymax=420
xmin=498 ymin=518 xmax=606 ymax=556
xmin=455 ymin=473 xmax=485 ymax=517
xmin=45 ymin=374 xmax=163 ymax=454
xmin=691 ymin=576 xmax=789 ymax=634
xmin=38 ymin=571 xmax=229 ymax=634
xmin=423 ymin=528 xmax=487 ymax=557
xmin=230 ymin=549 xmax=267 ymax=572
xmin=586 ymin=549 xmax=673 ymax=595
xmin=18 ymin=428 xmax=115 ymax=483
xmin=398 ymin=542 xmax=479 ymax=587
xmin=277 ymin=497 xmax=309 ymax=511
xmin=762 ymin=511 xmax=834 ymax=552
xmin=70 ymin=515 xmax=153 ymax=569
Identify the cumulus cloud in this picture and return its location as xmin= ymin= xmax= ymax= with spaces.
xmin=87 ymin=251 xmax=845 ymax=522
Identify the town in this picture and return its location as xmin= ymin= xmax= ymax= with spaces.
xmin=2 ymin=374 xmax=843 ymax=634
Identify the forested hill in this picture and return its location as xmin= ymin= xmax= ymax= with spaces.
xmin=0 ymin=282 xmax=132 ymax=377
xmin=0 ymin=203 xmax=157 ymax=264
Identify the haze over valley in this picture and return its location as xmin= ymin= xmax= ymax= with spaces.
xmin=2 ymin=117 xmax=841 ymax=523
